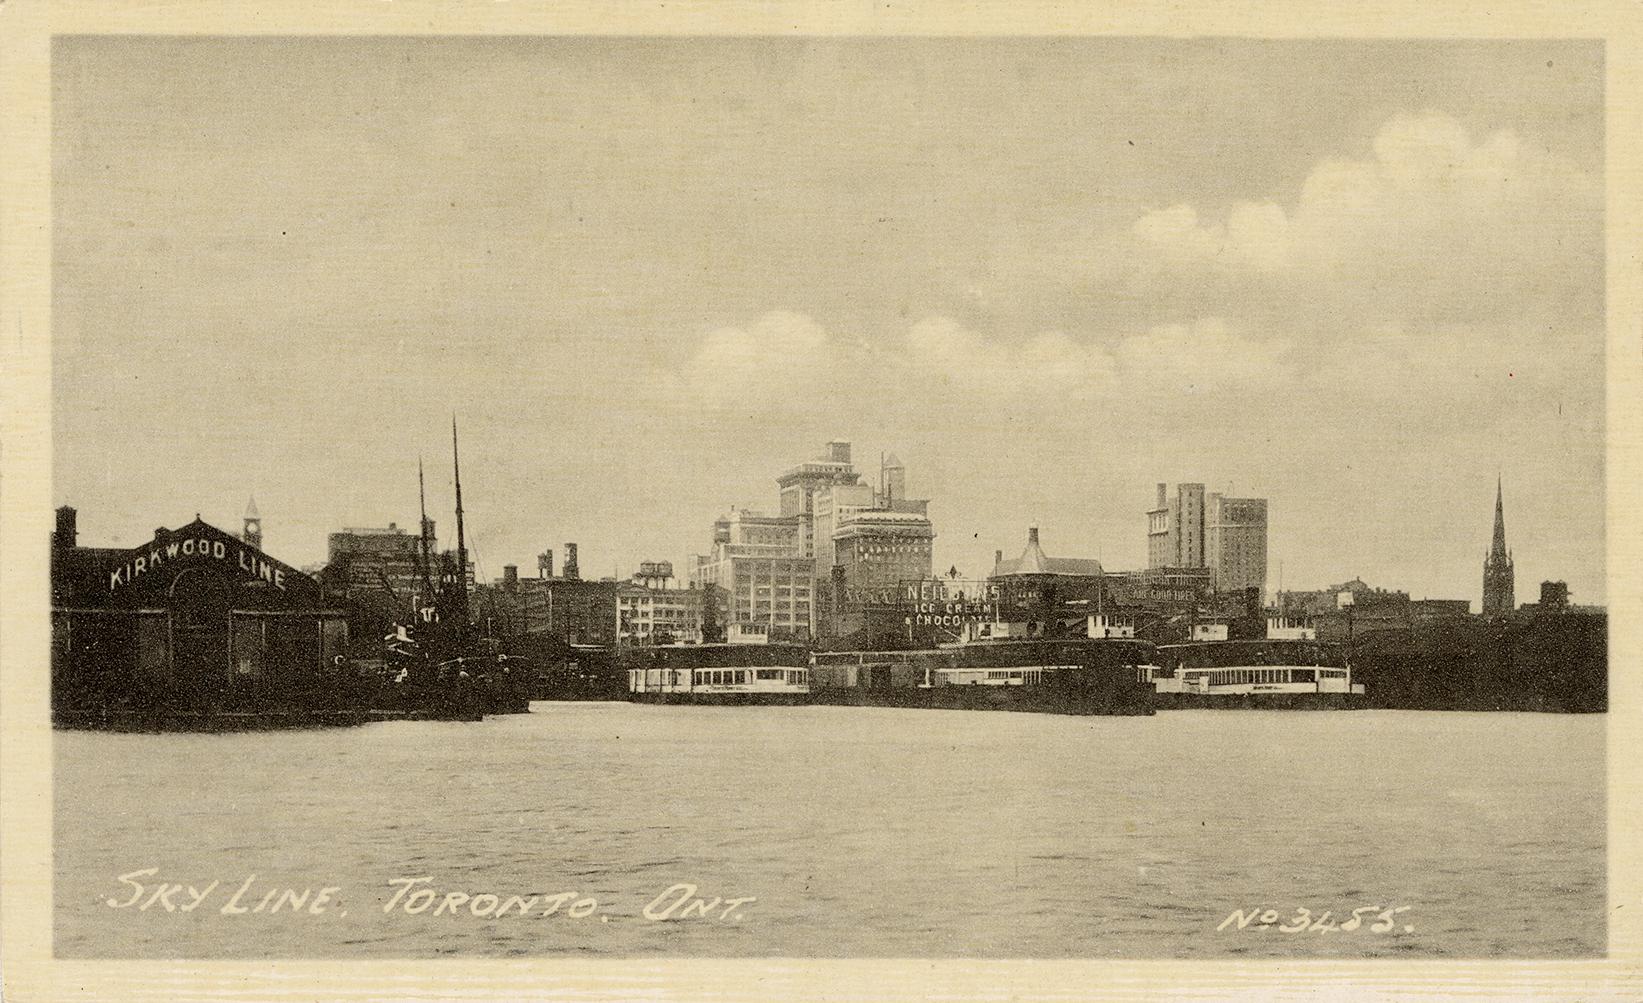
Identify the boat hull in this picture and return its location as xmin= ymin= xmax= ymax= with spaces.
xmin=1152 ymin=691 xmax=1364 ymax=710
xmin=809 ymin=684 xmax=1153 ymax=716
xmin=811 ymin=640 xmax=1158 ymax=717
xmin=628 ymin=692 xmax=811 ymax=707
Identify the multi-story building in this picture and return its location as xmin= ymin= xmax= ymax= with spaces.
xmin=470 ymin=541 xmax=618 ymax=646
xmin=811 ymin=480 xmax=878 ymax=570
xmin=777 ymin=440 xmax=863 ymax=560
xmin=1205 ymin=493 xmax=1268 ymax=593
xmin=1147 ymin=483 xmax=1205 ymax=569
xmin=324 ymin=521 xmax=469 ymax=604
xmin=831 ymin=505 xmax=935 ymax=591
xmin=1147 ymin=482 xmax=1268 ymax=594
xmin=691 ymin=509 xmax=816 ymax=640
xmin=615 ymin=562 xmax=704 ymax=646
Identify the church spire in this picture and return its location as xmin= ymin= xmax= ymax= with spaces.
xmin=1490 ymin=476 xmax=1508 ymax=559
xmin=1482 ymin=476 xmax=1515 ymax=616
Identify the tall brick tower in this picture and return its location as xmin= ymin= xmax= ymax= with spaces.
xmin=1482 ymin=477 xmax=1515 ymax=616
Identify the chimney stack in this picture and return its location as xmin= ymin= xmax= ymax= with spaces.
xmin=54 ymin=506 xmax=77 ymax=549
xmin=1028 ymin=527 xmax=1040 ymax=546
xmin=994 ymin=549 xmax=1003 ymax=566
xmin=503 ymin=565 xmax=518 ymax=592
xmin=539 ymin=549 xmax=554 ymax=579
xmin=564 ymin=543 xmax=580 ymax=580
xmin=1156 ymin=483 xmax=1167 ymax=508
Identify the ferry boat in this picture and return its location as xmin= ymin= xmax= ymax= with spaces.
xmin=809 ymin=616 xmax=1157 ymax=716
xmin=625 ymin=637 xmax=811 ymax=706
xmin=1148 ymin=615 xmax=1366 ymax=709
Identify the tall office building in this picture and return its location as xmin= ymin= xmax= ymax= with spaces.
xmin=691 ymin=509 xmax=817 ymax=639
xmin=1147 ymin=483 xmax=1206 ymax=569
xmin=790 ymin=442 xmax=935 ymax=579
xmin=1147 ymin=482 xmax=1268 ymax=593
xmin=832 ymin=505 xmax=935 ymax=591
xmin=776 ymin=440 xmax=863 ymax=559
xmin=1205 ymin=493 xmax=1268 ymax=594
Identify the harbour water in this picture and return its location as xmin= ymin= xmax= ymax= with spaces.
xmin=54 ymin=705 xmax=1604 ymax=958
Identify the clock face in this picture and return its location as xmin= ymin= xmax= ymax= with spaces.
xmin=246 ymin=521 xmax=261 ymax=534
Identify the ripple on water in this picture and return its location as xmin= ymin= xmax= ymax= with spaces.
xmin=52 ymin=707 xmax=1605 ymax=958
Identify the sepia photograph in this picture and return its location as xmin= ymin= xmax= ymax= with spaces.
xmin=4 ymin=3 xmax=1641 ymax=1000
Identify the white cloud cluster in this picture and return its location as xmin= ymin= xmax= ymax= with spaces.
xmin=1128 ymin=111 xmax=1600 ymax=326
xmin=660 ymin=109 xmax=1599 ymax=494
xmin=671 ymin=311 xmax=857 ymax=413
xmin=904 ymin=317 xmax=1117 ymax=399
xmin=668 ymin=310 xmax=1290 ymax=417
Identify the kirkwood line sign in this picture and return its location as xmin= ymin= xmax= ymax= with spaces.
xmin=106 ymin=526 xmax=298 ymax=593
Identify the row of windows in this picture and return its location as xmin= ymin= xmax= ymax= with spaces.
xmin=1186 ymin=668 xmax=1316 ymax=686
xmin=985 ymin=668 xmax=1044 ymax=683
xmin=737 ymin=562 xmax=811 ymax=574
xmin=694 ymin=668 xmax=808 ymax=686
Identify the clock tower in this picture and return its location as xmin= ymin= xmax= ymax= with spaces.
xmin=242 ymin=496 xmax=263 ymax=551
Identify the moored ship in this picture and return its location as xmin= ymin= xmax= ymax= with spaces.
xmin=625 ymin=640 xmax=811 ymax=705
xmin=1148 ymin=615 xmax=1365 ymax=709
xmin=809 ymin=616 xmax=1157 ymax=716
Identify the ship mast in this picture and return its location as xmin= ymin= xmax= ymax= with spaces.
xmin=417 ymin=455 xmax=435 ymax=609
xmin=451 ymin=415 xmax=471 ymax=630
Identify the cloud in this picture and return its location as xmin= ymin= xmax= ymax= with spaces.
xmin=1113 ymin=317 xmax=1294 ymax=391
xmin=669 ymin=310 xmax=850 ymax=412
xmin=903 ymin=316 xmax=1118 ymax=400
xmin=1127 ymin=111 xmax=1601 ymax=328
xmin=667 ymin=311 xmax=1295 ymax=421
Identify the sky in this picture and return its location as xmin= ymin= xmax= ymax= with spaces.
xmin=52 ymin=36 xmax=1606 ymax=606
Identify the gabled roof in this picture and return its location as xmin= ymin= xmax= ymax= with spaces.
xmin=994 ymin=554 xmax=1107 ymax=577
xmin=992 ymin=530 xmax=1103 ymax=578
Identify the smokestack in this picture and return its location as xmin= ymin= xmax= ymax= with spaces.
xmin=503 ymin=565 xmax=518 ymax=592
xmin=994 ymin=549 xmax=1003 ymax=567
xmin=1028 ymin=527 xmax=1040 ymax=546
xmin=54 ymin=506 xmax=77 ymax=549
xmin=539 ymin=549 xmax=553 ymax=579
xmin=564 ymin=543 xmax=580 ymax=580
xmin=1156 ymin=483 xmax=1167 ymax=508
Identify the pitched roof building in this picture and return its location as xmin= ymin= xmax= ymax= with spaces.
xmin=991 ymin=527 xmax=1104 ymax=578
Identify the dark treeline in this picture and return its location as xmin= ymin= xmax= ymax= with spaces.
xmin=1351 ymin=611 xmax=1607 ymax=713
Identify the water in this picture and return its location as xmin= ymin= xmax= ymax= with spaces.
xmin=54 ymin=705 xmax=1604 ymax=958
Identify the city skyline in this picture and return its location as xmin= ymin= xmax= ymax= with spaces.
xmin=53 ymin=37 xmax=1605 ymax=605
